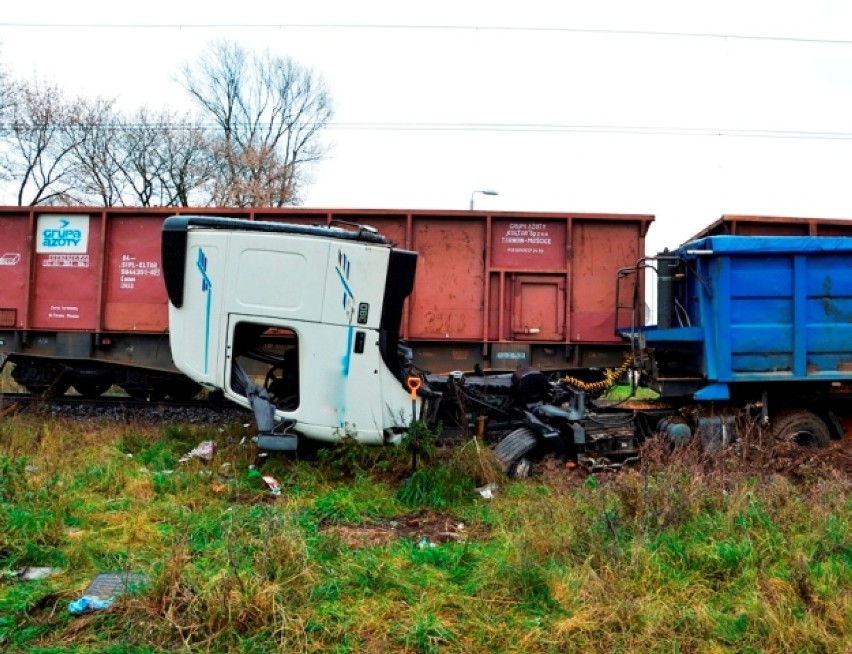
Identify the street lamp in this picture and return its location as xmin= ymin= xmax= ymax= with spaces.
xmin=469 ymin=189 xmax=498 ymax=210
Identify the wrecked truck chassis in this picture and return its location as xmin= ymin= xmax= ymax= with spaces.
xmin=421 ymin=368 xmax=666 ymax=473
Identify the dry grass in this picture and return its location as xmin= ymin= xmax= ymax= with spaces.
xmin=1 ymin=413 xmax=850 ymax=653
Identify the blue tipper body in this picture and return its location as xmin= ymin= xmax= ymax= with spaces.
xmin=637 ymin=235 xmax=852 ymax=399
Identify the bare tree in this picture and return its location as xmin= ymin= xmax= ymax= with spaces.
xmin=64 ymin=96 xmax=125 ymax=206
xmin=180 ymin=40 xmax=333 ymax=206
xmin=154 ymin=115 xmax=212 ymax=206
xmin=0 ymin=57 xmax=14 ymax=185
xmin=112 ymin=108 xmax=212 ymax=207
xmin=5 ymin=80 xmax=86 ymax=206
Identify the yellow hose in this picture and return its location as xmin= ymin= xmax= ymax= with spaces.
xmin=560 ymin=355 xmax=633 ymax=393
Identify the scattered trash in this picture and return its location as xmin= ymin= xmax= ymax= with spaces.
xmin=83 ymin=572 xmax=148 ymax=598
xmin=25 ymin=464 xmax=37 ymax=474
xmin=68 ymin=572 xmax=148 ymax=616
xmin=417 ymin=536 xmax=437 ymax=549
xmin=514 ymin=459 xmax=532 ymax=479
xmin=262 ymin=475 xmax=281 ymax=496
xmin=68 ymin=596 xmax=113 ymax=614
xmin=210 ymin=483 xmax=227 ymax=493
xmin=180 ymin=440 xmax=217 ymax=463
xmin=4 ymin=566 xmax=61 ymax=581
xmin=476 ymin=483 xmax=499 ymax=499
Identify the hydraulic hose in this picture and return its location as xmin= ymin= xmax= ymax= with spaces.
xmin=560 ymin=355 xmax=633 ymax=394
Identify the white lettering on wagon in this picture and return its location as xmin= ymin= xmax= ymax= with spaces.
xmin=42 ymin=254 xmax=90 ymax=268
xmin=500 ymin=222 xmax=553 ymax=255
xmin=118 ymin=254 xmax=161 ymax=289
xmin=48 ymin=304 xmax=80 ymax=320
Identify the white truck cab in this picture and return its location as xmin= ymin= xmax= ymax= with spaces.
xmin=162 ymin=216 xmax=418 ymax=447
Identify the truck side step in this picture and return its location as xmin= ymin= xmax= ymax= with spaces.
xmin=255 ymin=434 xmax=298 ymax=451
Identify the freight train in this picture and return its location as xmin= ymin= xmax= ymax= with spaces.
xmin=162 ymin=215 xmax=852 ymax=470
xmin=0 ymin=205 xmax=654 ymax=398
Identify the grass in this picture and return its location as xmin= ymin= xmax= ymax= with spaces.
xmin=0 ymin=412 xmax=850 ymax=653
xmin=1 ymin=363 xmax=24 ymax=394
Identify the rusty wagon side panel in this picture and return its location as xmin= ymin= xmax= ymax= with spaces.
xmin=248 ymin=209 xmax=654 ymax=371
xmin=0 ymin=206 xmax=653 ymax=382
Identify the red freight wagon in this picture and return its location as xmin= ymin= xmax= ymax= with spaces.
xmin=0 ymin=206 xmax=653 ymax=397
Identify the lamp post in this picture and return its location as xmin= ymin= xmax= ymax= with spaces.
xmin=469 ymin=189 xmax=498 ymax=210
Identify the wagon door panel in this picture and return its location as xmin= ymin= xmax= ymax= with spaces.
xmin=511 ymin=275 xmax=566 ymax=340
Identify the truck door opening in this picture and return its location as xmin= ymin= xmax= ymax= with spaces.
xmin=229 ymin=321 xmax=299 ymax=411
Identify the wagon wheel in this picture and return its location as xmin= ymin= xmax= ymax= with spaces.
xmin=17 ymin=364 xmax=71 ymax=397
xmin=73 ymin=378 xmax=113 ymax=399
xmin=770 ymin=410 xmax=830 ymax=448
xmin=163 ymin=379 xmax=201 ymax=401
xmin=493 ymin=427 xmax=538 ymax=477
xmin=125 ymin=385 xmax=165 ymax=402
xmin=25 ymin=379 xmax=71 ymax=397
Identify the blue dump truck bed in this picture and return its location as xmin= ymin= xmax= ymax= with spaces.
xmin=637 ymin=235 xmax=852 ymax=399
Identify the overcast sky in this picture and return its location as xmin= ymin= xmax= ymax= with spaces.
xmin=2 ymin=0 xmax=852 ymax=255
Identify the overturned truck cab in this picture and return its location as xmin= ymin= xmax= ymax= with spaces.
xmin=161 ymin=215 xmax=419 ymax=449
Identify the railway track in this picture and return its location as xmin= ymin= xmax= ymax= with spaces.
xmin=0 ymin=391 xmax=251 ymax=424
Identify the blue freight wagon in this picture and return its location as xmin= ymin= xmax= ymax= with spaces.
xmin=621 ymin=235 xmax=852 ymax=446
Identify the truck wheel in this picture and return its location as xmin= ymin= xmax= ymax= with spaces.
xmin=770 ymin=410 xmax=830 ymax=448
xmin=493 ymin=427 xmax=537 ymax=476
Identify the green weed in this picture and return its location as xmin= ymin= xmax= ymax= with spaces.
xmin=0 ymin=413 xmax=849 ymax=653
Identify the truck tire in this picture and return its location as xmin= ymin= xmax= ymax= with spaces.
xmin=493 ymin=427 xmax=537 ymax=475
xmin=770 ymin=410 xmax=830 ymax=448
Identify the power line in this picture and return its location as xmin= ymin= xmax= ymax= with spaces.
xmin=4 ymin=121 xmax=852 ymax=140
xmin=1 ymin=22 xmax=852 ymax=46
xmin=323 ymin=123 xmax=852 ymax=140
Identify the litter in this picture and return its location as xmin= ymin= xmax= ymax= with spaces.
xmin=180 ymin=440 xmax=217 ymax=462
xmin=262 ymin=475 xmax=281 ymax=495
xmin=84 ymin=571 xmax=148 ymax=597
xmin=68 ymin=572 xmax=148 ymax=616
xmin=476 ymin=483 xmax=499 ymax=499
xmin=417 ymin=536 xmax=437 ymax=549
xmin=68 ymin=596 xmax=113 ymax=614
xmin=5 ymin=566 xmax=61 ymax=581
